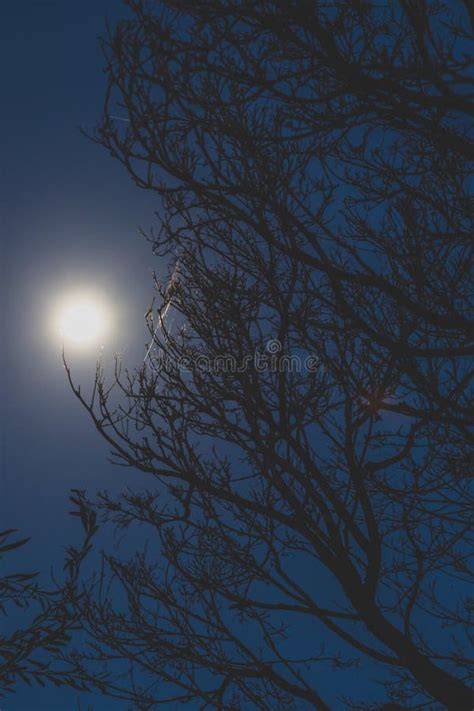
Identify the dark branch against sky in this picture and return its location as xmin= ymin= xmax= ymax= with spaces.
xmin=1 ymin=2 xmax=156 ymax=709
xmin=1 ymin=1 xmax=472 ymax=710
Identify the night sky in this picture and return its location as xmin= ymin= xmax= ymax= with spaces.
xmin=1 ymin=6 xmax=371 ymax=709
xmin=2 ymin=3 xmax=470 ymax=710
xmin=1 ymin=2 xmax=159 ymax=708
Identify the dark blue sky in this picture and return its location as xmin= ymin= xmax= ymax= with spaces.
xmin=0 ymin=7 xmax=377 ymax=706
xmin=1 ymin=2 xmax=161 ymax=708
xmin=3 ymin=4 xmax=464 ymax=710
xmin=0 ymin=4 xmax=419 ymax=709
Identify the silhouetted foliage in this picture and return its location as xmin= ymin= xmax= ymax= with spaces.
xmin=0 ymin=516 xmax=104 ymax=697
xmin=66 ymin=1 xmax=473 ymax=708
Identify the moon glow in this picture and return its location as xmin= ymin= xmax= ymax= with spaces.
xmin=56 ymin=293 xmax=109 ymax=347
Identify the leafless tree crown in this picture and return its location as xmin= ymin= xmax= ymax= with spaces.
xmin=64 ymin=1 xmax=473 ymax=709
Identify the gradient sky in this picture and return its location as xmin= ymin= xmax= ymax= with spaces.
xmin=3 ymin=3 xmax=462 ymax=710
xmin=1 ymin=2 xmax=163 ymax=708
xmin=1 ymin=6 xmax=375 ymax=707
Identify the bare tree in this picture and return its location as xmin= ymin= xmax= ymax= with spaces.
xmin=0 ymin=512 xmax=102 ymax=697
xmin=65 ymin=1 xmax=473 ymax=708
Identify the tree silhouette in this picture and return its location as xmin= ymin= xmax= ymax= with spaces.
xmin=66 ymin=1 xmax=473 ymax=708
xmin=0 ymin=515 xmax=102 ymax=698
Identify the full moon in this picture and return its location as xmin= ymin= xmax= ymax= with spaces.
xmin=56 ymin=293 xmax=109 ymax=347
